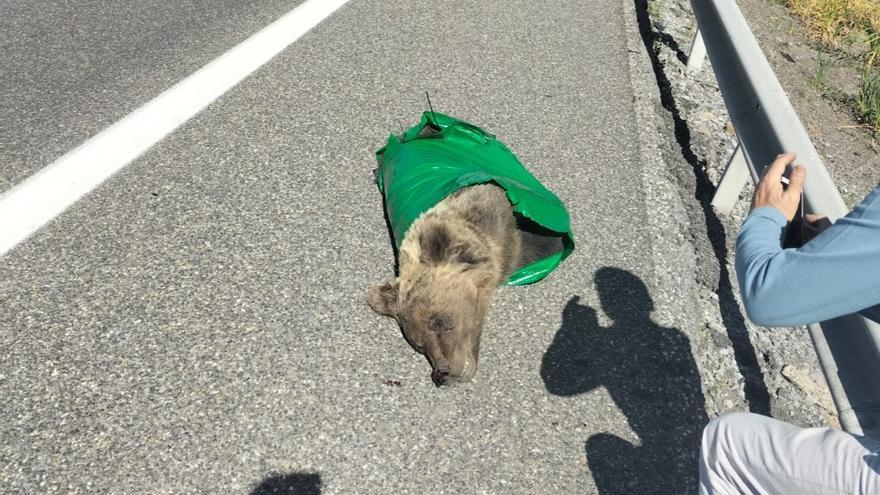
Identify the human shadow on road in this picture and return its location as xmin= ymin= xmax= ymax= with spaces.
xmin=250 ymin=472 xmax=322 ymax=495
xmin=541 ymin=268 xmax=709 ymax=493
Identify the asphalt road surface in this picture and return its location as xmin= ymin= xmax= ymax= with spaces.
xmin=1 ymin=0 xmax=710 ymax=492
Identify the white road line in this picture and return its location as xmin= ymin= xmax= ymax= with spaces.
xmin=0 ymin=0 xmax=351 ymax=257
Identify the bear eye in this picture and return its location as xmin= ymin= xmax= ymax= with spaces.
xmin=429 ymin=315 xmax=452 ymax=334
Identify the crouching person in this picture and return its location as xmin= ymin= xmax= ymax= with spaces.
xmin=700 ymin=153 xmax=880 ymax=494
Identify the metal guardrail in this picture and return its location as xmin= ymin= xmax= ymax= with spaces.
xmin=686 ymin=0 xmax=880 ymax=437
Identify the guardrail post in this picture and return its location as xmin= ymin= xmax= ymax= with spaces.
xmin=711 ymin=144 xmax=750 ymax=215
xmin=686 ymin=29 xmax=706 ymax=73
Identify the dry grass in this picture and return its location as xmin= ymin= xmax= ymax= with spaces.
xmin=859 ymin=69 xmax=880 ymax=131
xmin=785 ymin=0 xmax=880 ymax=65
xmin=784 ymin=0 xmax=880 ymax=131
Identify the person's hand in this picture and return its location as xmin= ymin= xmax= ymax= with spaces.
xmin=751 ymin=153 xmax=806 ymax=221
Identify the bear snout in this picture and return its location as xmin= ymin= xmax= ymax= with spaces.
xmin=431 ymin=367 xmax=450 ymax=387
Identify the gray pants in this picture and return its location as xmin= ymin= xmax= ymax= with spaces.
xmin=699 ymin=412 xmax=880 ymax=494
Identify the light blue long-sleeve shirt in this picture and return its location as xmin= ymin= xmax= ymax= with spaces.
xmin=735 ymin=186 xmax=880 ymax=327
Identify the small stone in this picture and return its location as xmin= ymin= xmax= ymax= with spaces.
xmin=707 ymin=322 xmax=726 ymax=334
xmin=781 ymin=365 xmax=835 ymax=413
xmin=696 ymin=122 xmax=712 ymax=136
xmin=724 ymin=121 xmax=736 ymax=137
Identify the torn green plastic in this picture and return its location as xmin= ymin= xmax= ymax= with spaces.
xmin=375 ymin=111 xmax=574 ymax=285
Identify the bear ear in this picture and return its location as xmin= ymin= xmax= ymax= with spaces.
xmin=419 ymin=224 xmax=453 ymax=265
xmin=368 ymin=280 xmax=400 ymax=318
xmin=419 ymin=224 xmax=489 ymax=268
xmin=450 ymin=245 xmax=490 ymax=268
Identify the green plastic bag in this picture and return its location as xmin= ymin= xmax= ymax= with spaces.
xmin=375 ymin=111 xmax=575 ymax=285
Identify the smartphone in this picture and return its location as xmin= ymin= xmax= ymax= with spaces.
xmin=780 ymin=171 xmax=831 ymax=247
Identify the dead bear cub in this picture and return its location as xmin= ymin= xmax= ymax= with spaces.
xmin=368 ymin=183 xmax=561 ymax=386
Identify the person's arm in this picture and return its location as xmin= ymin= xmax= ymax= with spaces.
xmin=736 ymin=186 xmax=880 ymax=326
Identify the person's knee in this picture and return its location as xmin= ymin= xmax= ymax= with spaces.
xmin=700 ymin=413 xmax=762 ymax=493
xmin=702 ymin=412 xmax=762 ymax=462
xmin=704 ymin=412 xmax=740 ymax=441
xmin=706 ymin=412 xmax=759 ymax=436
